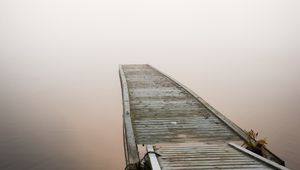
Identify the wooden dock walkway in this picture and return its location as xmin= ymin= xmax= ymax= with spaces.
xmin=119 ymin=64 xmax=287 ymax=170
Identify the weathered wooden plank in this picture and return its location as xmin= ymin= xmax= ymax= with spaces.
xmin=155 ymin=143 xmax=274 ymax=170
xmin=229 ymin=143 xmax=289 ymax=170
xmin=146 ymin=145 xmax=161 ymax=170
xmin=119 ymin=65 xmax=140 ymax=168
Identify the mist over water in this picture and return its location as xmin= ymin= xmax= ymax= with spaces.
xmin=1 ymin=0 xmax=300 ymax=169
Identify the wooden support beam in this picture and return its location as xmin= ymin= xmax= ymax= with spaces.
xmin=229 ymin=143 xmax=289 ymax=170
xmin=119 ymin=65 xmax=140 ymax=169
xmin=146 ymin=145 xmax=161 ymax=170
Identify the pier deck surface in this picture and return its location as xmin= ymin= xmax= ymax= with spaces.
xmin=120 ymin=64 xmax=287 ymax=170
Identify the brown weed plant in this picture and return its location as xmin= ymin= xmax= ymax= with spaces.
xmin=242 ymin=129 xmax=267 ymax=157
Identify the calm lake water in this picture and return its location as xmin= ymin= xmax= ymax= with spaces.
xmin=1 ymin=0 xmax=299 ymax=169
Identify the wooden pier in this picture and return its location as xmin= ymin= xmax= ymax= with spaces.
xmin=120 ymin=64 xmax=287 ymax=170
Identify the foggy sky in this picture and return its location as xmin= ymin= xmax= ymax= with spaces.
xmin=1 ymin=0 xmax=300 ymax=169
